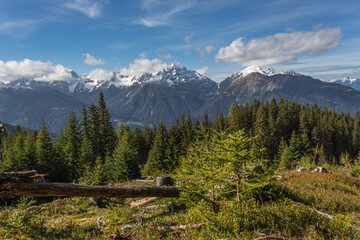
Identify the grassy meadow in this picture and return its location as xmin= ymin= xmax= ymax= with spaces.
xmin=1 ymin=170 xmax=360 ymax=239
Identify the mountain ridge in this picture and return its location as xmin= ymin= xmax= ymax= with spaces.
xmin=332 ymin=76 xmax=360 ymax=90
xmin=1 ymin=64 xmax=360 ymax=132
xmin=0 ymin=63 xmax=216 ymax=94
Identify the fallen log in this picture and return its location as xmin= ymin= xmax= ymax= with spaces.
xmin=0 ymin=171 xmax=180 ymax=198
xmin=0 ymin=181 xmax=180 ymax=198
xmin=1 ymin=170 xmax=48 ymax=181
xmin=2 ymin=170 xmax=38 ymax=178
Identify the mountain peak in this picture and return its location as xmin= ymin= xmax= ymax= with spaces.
xmin=284 ymin=70 xmax=302 ymax=76
xmin=231 ymin=65 xmax=302 ymax=78
xmin=152 ymin=63 xmax=213 ymax=85
xmin=341 ymin=76 xmax=360 ymax=83
xmin=330 ymin=76 xmax=360 ymax=90
xmin=161 ymin=63 xmax=188 ymax=75
xmin=240 ymin=66 xmax=280 ymax=77
xmin=167 ymin=62 xmax=184 ymax=69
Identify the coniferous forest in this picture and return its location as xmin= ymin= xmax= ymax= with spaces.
xmin=3 ymin=93 xmax=360 ymax=239
xmin=2 ymin=93 xmax=360 ymax=183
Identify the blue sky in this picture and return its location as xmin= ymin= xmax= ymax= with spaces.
xmin=1 ymin=0 xmax=360 ymax=81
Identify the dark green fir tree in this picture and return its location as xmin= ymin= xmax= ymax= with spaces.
xmin=107 ymin=129 xmax=140 ymax=183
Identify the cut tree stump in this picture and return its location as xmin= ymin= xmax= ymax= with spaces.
xmin=156 ymin=176 xmax=173 ymax=187
xmin=0 ymin=171 xmax=180 ymax=198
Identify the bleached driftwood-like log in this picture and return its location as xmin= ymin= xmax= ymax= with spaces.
xmin=122 ymin=223 xmax=205 ymax=232
xmin=252 ymin=236 xmax=284 ymax=240
xmin=0 ymin=171 xmax=180 ymax=198
xmin=295 ymin=201 xmax=360 ymax=232
xmin=156 ymin=223 xmax=205 ymax=232
xmin=130 ymin=197 xmax=158 ymax=208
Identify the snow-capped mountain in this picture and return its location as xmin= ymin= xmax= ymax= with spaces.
xmin=0 ymin=63 xmax=218 ymax=132
xmin=2 ymin=64 xmax=360 ymax=133
xmin=229 ymin=65 xmax=302 ymax=79
xmin=197 ymin=66 xmax=360 ymax=121
xmin=150 ymin=63 xmax=212 ymax=84
xmin=0 ymin=63 xmax=215 ymax=95
xmin=336 ymin=76 xmax=360 ymax=83
xmin=332 ymin=77 xmax=360 ymax=90
xmin=105 ymin=64 xmax=218 ymax=127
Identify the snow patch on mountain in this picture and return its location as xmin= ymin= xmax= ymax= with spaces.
xmin=241 ymin=66 xmax=281 ymax=77
xmin=0 ymin=63 xmax=216 ymax=93
xmin=330 ymin=76 xmax=360 ymax=90
xmin=150 ymin=63 xmax=211 ymax=85
xmin=230 ymin=65 xmax=302 ymax=79
xmin=332 ymin=76 xmax=360 ymax=84
xmin=80 ymin=63 xmax=214 ymax=89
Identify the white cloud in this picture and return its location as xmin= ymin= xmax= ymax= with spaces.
xmin=159 ymin=54 xmax=172 ymax=59
xmin=0 ymin=20 xmax=38 ymax=31
xmin=195 ymin=45 xmax=214 ymax=57
xmin=195 ymin=66 xmax=209 ymax=75
xmin=215 ymin=27 xmax=342 ymax=66
xmin=298 ymin=65 xmax=360 ymax=73
xmin=184 ymin=34 xmax=193 ymax=44
xmin=87 ymin=68 xmax=114 ymax=81
xmin=194 ymin=66 xmax=231 ymax=82
xmin=83 ymin=53 xmax=105 ymax=65
xmin=139 ymin=52 xmax=147 ymax=58
xmin=0 ymin=19 xmax=39 ymax=37
xmin=65 ymin=0 xmax=103 ymax=18
xmin=210 ymin=72 xmax=233 ymax=82
xmin=136 ymin=18 xmax=167 ymax=27
xmin=119 ymin=58 xmax=168 ymax=75
xmin=0 ymin=59 xmax=76 ymax=82
xmin=205 ymin=45 xmax=214 ymax=54
xmin=140 ymin=0 xmax=164 ymax=10
xmin=136 ymin=0 xmax=194 ymax=27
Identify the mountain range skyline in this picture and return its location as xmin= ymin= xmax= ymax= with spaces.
xmin=2 ymin=63 xmax=360 ymax=133
xmin=0 ymin=60 xmax=358 ymax=87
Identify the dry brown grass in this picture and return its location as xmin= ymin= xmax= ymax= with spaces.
xmin=279 ymin=170 xmax=360 ymax=226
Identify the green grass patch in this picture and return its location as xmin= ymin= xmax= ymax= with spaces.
xmin=1 ymin=171 xmax=360 ymax=239
xmin=279 ymin=170 xmax=360 ymax=226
